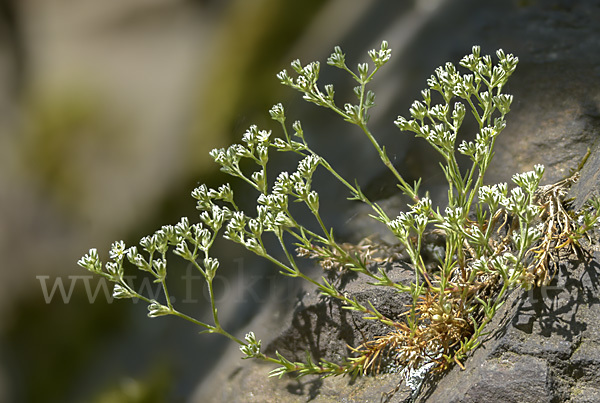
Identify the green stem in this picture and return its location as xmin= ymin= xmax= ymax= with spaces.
xmin=192 ymin=259 xmax=221 ymax=331
xmin=171 ymin=309 xmax=244 ymax=345
xmin=358 ymin=122 xmax=418 ymax=202
xmin=162 ymin=279 xmax=173 ymax=310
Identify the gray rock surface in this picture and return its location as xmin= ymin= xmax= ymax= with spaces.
xmin=193 ymin=0 xmax=600 ymax=402
xmin=420 ymin=230 xmax=600 ymax=402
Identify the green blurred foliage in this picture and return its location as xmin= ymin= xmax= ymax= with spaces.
xmin=188 ymin=0 xmax=328 ymax=171
xmin=5 ymin=288 xmax=127 ymax=403
xmin=88 ymin=363 xmax=172 ymax=403
xmin=17 ymin=85 xmax=125 ymax=219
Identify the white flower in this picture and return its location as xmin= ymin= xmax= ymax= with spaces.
xmin=109 ymin=240 xmax=126 ymax=261
xmin=113 ymin=284 xmax=134 ymax=299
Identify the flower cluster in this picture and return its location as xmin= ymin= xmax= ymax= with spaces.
xmin=395 ymin=46 xmax=519 ymax=211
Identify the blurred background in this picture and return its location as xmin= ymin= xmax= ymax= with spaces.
xmin=2 ymin=0 xmax=596 ymax=402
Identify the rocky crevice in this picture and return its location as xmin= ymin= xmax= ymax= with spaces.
xmin=193 ymin=1 xmax=600 ymax=401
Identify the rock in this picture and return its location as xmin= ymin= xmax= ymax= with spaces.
xmin=195 ymin=261 xmax=417 ymax=403
xmin=193 ymin=0 xmax=600 ymax=402
xmin=420 ymin=246 xmax=600 ymax=402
